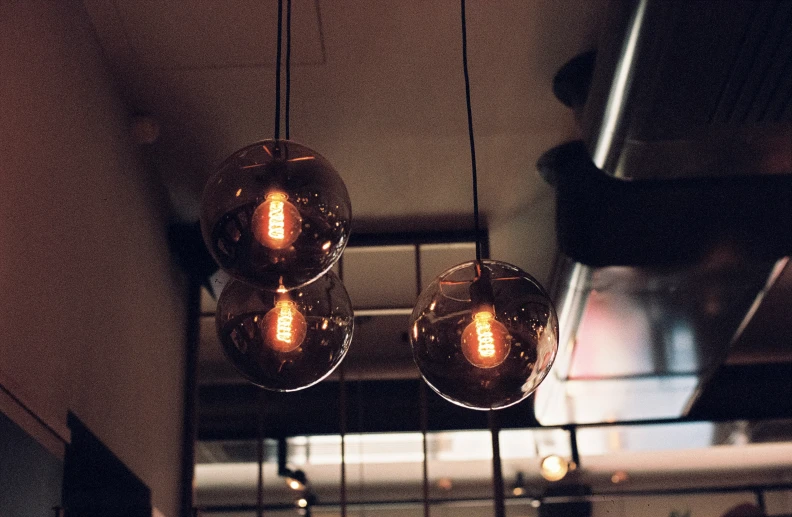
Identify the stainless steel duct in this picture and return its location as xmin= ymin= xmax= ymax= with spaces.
xmin=536 ymin=0 xmax=792 ymax=425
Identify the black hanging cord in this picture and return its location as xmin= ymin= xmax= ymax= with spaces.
xmin=463 ymin=3 xmax=502 ymax=515
xmin=274 ymin=0 xmax=284 ymax=140
xmin=285 ymin=0 xmax=292 ymax=140
xmin=489 ymin=411 xmax=506 ymax=517
xmin=461 ymin=0 xmax=483 ymax=262
xmin=416 ymin=246 xmax=430 ymax=517
xmin=420 ymin=382 xmax=430 ymax=517
xmin=257 ymin=392 xmax=266 ymax=517
xmin=339 ymin=364 xmax=348 ymax=517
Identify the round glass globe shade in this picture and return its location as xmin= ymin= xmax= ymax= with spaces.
xmin=215 ymin=270 xmax=354 ymax=391
xmin=409 ymin=259 xmax=558 ymax=410
xmin=201 ymin=139 xmax=351 ymax=290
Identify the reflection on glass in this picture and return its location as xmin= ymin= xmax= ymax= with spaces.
xmin=216 ymin=271 xmax=354 ymax=392
xmin=201 ymin=140 xmax=351 ymax=290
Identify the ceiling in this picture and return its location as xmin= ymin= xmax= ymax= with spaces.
xmin=82 ymin=0 xmax=792 ymax=416
xmin=82 ymin=0 xmax=605 ymax=277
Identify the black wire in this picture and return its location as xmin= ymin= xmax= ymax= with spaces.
xmin=461 ymin=0 xmax=482 ymax=262
xmin=339 ymin=364 xmax=347 ymax=517
xmin=489 ymin=411 xmax=506 ymax=517
xmin=285 ymin=0 xmax=292 ymax=140
xmin=257 ymin=392 xmax=266 ymax=517
xmin=274 ymin=0 xmax=283 ymax=140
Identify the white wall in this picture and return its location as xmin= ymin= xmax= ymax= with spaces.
xmin=0 ymin=1 xmax=186 ymax=515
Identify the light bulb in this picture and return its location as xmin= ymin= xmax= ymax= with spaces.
xmin=200 ymin=139 xmax=351 ymax=290
xmin=261 ymin=300 xmax=307 ymax=352
xmin=409 ymin=260 xmax=559 ymax=410
xmin=461 ymin=311 xmax=511 ymax=368
xmin=251 ymin=192 xmax=302 ymax=250
xmin=540 ymin=455 xmax=569 ymax=482
xmin=216 ymin=271 xmax=354 ymax=391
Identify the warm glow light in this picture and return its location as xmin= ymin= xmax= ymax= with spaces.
xmin=611 ymin=471 xmax=628 ymax=484
xmin=437 ymin=478 xmax=453 ymax=491
xmin=297 ymin=498 xmax=308 ymax=508
xmin=540 ymin=455 xmax=569 ymax=482
xmin=251 ymin=192 xmax=302 ymax=249
xmin=289 ymin=480 xmax=302 ymax=490
xmin=461 ymin=311 xmax=511 ymax=368
xmin=261 ymin=300 xmax=307 ymax=352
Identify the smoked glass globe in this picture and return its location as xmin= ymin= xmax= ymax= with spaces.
xmin=201 ymin=140 xmax=351 ymax=290
xmin=216 ymin=270 xmax=354 ymax=391
xmin=409 ymin=260 xmax=559 ymax=410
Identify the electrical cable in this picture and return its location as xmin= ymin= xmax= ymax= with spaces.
xmin=461 ymin=0 xmax=483 ymax=262
xmin=285 ymin=0 xmax=292 ymax=140
xmin=462 ymin=3 xmax=504 ymax=513
xmin=274 ymin=0 xmax=283 ymax=139
xmin=339 ymin=364 xmax=347 ymax=517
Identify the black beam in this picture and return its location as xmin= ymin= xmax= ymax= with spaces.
xmin=538 ymin=141 xmax=792 ymax=267
xmin=198 ymin=379 xmax=540 ymax=440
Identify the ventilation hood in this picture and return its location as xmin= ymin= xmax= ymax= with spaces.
xmin=535 ymin=0 xmax=792 ymax=426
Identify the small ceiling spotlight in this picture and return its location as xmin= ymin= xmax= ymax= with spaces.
xmin=436 ymin=477 xmax=453 ymax=491
xmin=611 ymin=471 xmax=629 ymax=484
xmin=285 ymin=469 xmax=307 ymax=491
xmin=295 ymin=490 xmax=317 ymax=516
xmin=540 ymin=455 xmax=570 ymax=482
xmin=511 ymin=471 xmax=527 ymax=496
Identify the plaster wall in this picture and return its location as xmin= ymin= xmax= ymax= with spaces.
xmin=0 ymin=2 xmax=186 ymax=515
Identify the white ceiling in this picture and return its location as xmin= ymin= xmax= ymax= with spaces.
xmin=82 ymin=0 xmax=606 ymax=276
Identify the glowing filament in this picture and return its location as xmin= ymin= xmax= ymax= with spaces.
xmin=268 ymin=196 xmax=286 ymax=241
xmin=261 ymin=300 xmax=307 ymax=353
xmin=251 ymin=192 xmax=302 ymax=249
xmin=461 ymin=310 xmax=511 ymax=368
xmin=276 ymin=302 xmax=294 ymax=343
xmin=474 ymin=313 xmax=496 ymax=358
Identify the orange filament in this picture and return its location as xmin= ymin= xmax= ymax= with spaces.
xmin=473 ymin=312 xmax=496 ymax=358
xmin=261 ymin=300 xmax=307 ymax=353
xmin=251 ymin=191 xmax=302 ymax=250
xmin=268 ymin=194 xmax=287 ymax=241
xmin=461 ymin=310 xmax=511 ymax=369
xmin=275 ymin=301 xmax=294 ymax=343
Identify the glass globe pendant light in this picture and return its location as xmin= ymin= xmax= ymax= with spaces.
xmin=408 ymin=0 xmax=559 ymax=410
xmin=201 ymin=139 xmax=351 ymax=290
xmin=204 ymin=0 xmax=354 ymax=391
xmin=200 ymin=0 xmax=350 ymax=291
xmin=411 ymin=260 xmax=558 ymax=409
xmin=216 ymin=271 xmax=354 ymax=391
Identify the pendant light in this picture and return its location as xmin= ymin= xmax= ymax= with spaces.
xmin=200 ymin=0 xmax=351 ymax=291
xmin=216 ymin=270 xmax=353 ymax=391
xmin=206 ymin=0 xmax=354 ymax=391
xmin=408 ymin=0 xmax=559 ymax=410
